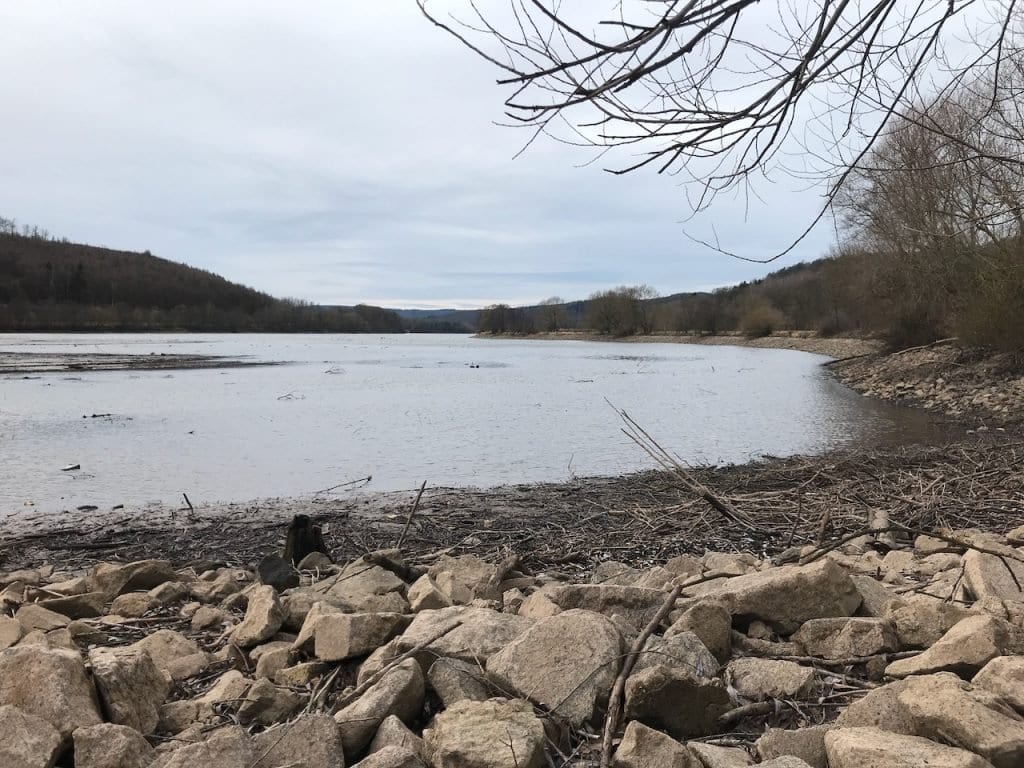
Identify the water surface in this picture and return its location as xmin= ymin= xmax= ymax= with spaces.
xmin=0 ymin=333 xmax=940 ymax=514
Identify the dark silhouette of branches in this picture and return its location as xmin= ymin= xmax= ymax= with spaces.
xmin=420 ymin=1 xmax=1022 ymax=258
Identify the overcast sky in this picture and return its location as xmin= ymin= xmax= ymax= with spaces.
xmin=0 ymin=2 xmax=839 ymax=309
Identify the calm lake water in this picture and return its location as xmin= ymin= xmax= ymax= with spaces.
xmin=1 ymin=333 xmax=939 ymax=514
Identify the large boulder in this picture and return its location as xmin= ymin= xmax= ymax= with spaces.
xmin=335 ymin=658 xmax=425 ymax=755
xmin=0 ymin=616 xmax=22 ymax=649
xmin=706 ymin=559 xmax=861 ymax=632
xmin=323 ymin=561 xmax=409 ymax=613
xmin=89 ymin=646 xmax=170 ymax=734
xmin=315 ymin=612 xmax=409 ymax=661
xmin=832 ymin=667 xmax=1024 ymax=768
xmin=885 ymin=594 xmax=973 ymax=649
xmin=974 ymin=656 xmax=1024 ymax=712
xmin=688 ymin=742 xmax=753 ymax=767
xmin=423 ymin=698 xmax=546 ymax=768
xmin=0 ymin=646 xmax=102 ymax=740
xmin=127 ymin=629 xmax=208 ymax=681
xmin=611 ymin=720 xmax=701 ymax=768
xmin=229 ymin=585 xmax=284 ymax=648
xmin=886 ymin=615 xmax=1009 ymax=678
xmin=361 ymin=606 xmax=533 ymax=681
xmin=369 ymin=714 xmax=427 ymax=759
xmin=792 ymin=617 xmax=898 ymax=660
xmin=487 ymin=609 xmax=624 ymax=726
xmin=624 ymin=665 xmax=731 ymax=739
xmin=427 ymin=658 xmax=490 ymax=706
xmin=665 ymin=599 xmax=732 ymax=662
xmin=150 ymin=726 xmax=254 ymax=768
xmin=250 ymin=714 xmax=345 ymax=768
xmin=236 ymin=678 xmax=302 ymax=726
xmin=634 ymin=631 xmax=719 ymax=679
xmin=428 ymin=554 xmax=501 ymax=604
xmin=825 ymin=726 xmax=994 ymax=768
xmin=15 ymin=604 xmax=70 ymax=633
xmin=73 ymin=723 xmax=156 ymax=768
xmin=0 ymin=704 xmax=63 ymax=768
xmin=727 ymin=658 xmax=815 ymax=700
xmin=354 ymin=746 xmax=425 ymax=768
xmin=755 ymin=726 xmax=832 ymax=768
xmin=89 ymin=559 xmax=179 ymax=599
xmin=407 ymin=575 xmax=453 ymax=611
xmin=518 ymin=584 xmax=669 ymax=629
xmin=963 ymin=550 xmax=1024 ymax=602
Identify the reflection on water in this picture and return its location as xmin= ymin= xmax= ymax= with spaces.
xmin=0 ymin=333 xmax=945 ymax=514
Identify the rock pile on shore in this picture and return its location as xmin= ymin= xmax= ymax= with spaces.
xmin=831 ymin=342 xmax=1024 ymax=426
xmin=2 ymin=528 xmax=1024 ymax=767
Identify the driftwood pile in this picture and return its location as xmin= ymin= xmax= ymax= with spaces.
xmin=3 ymin=432 xmax=1022 ymax=579
xmin=2 ymin=516 xmax=1024 ymax=767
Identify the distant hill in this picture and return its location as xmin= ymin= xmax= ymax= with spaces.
xmin=0 ymin=227 xmax=404 ymax=333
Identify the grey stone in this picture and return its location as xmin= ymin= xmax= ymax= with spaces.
xmin=89 ymin=646 xmax=170 ymax=734
xmin=427 ymin=658 xmax=490 ymax=706
xmin=707 ymin=559 xmax=861 ymax=632
xmin=727 ymin=658 xmax=815 ymax=700
xmin=825 ymin=726 xmax=994 ymax=768
xmin=73 ymin=723 xmax=156 ymax=768
xmin=886 ymin=614 xmax=1009 ymax=678
xmin=611 ymin=720 xmax=701 ymax=767
xmin=486 ymin=609 xmax=624 ymax=726
xmin=353 ymin=746 xmax=425 ymax=768
xmin=0 ymin=704 xmax=63 ymax=768
xmin=974 ymin=655 xmax=1024 ymax=713
xmin=251 ymin=713 xmax=346 ymax=768
xmin=257 ymin=555 xmax=300 ymax=592
xmin=423 ymin=698 xmax=546 ymax=768
xmin=756 ymin=725 xmax=832 ymax=768
xmin=335 ymin=658 xmax=425 ymax=755
xmin=665 ymin=600 xmax=732 ymax=663
xmin=369 ymin=714 xmax=426 ymax=759
xmin=791 ymin=617 xmax=898 ymax=660
xmin=314 ymin=612 xmax=409 ymax=661
xmin=624 ymin=665 xmax=731 ymax=739
xmin=963 ymin=550 xmax=1024 ymax=602
xmin=0 ymin=646 xmax=102 ymax=740
xmin=229 ymin=585 xmax=284 ymax=648
xmin=635 ymin=631 xmax=719 ymax=679
xmin=236 ymin=678 xmax=302 ymax=726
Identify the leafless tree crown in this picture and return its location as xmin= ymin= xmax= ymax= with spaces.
xmin=420 ymin=1 xmax=1021 ymax=258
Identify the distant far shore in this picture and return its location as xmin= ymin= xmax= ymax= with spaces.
xmin=475 ymin=330 xmax=882 ymax=359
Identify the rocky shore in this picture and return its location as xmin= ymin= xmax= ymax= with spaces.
xmin=829 ymin=341 xmax=1024 ymax=427
xmin=3 ymin=529 xmax=1024 ymax=768
xmin=478 ymin=331 xmax=880 ymax=360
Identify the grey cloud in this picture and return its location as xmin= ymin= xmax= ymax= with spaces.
xmin=0 ymin=2 xmax=832 ymax=307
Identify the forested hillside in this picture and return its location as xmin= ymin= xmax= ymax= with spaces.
xmin=0 ymin=221 xmax=404 ymax=332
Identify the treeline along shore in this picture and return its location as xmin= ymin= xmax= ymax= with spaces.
xmin=0 ymin=223 xmax=462 ymax=333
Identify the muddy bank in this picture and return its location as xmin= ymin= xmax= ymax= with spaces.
xmin=830 ymin=341 xmax=1024 ymax=427
xmin=0 ymin=350 xmax=278 ymax=374
xmin=3 ymin=433 xmax=1021 ymax=577
xmin=478 ymin=331 xmax=881 ymax=359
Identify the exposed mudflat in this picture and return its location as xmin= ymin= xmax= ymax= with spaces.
xmin=0 ymin=350 xmax=277 ymax=374
xmin=4 ymin=432 xmax=1021 ymax=578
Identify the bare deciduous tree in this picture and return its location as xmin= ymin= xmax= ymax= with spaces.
xmin=419 ymin=1 xmax=1022 ymax=257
